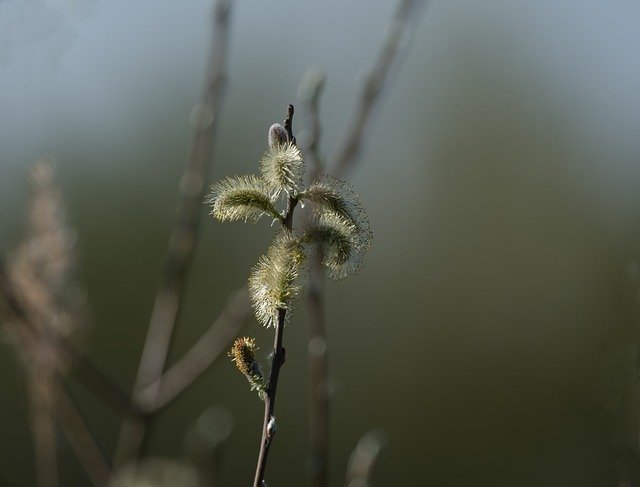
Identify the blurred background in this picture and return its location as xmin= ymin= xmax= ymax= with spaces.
xmin=2 ymin=0 xmax=640 ymax=485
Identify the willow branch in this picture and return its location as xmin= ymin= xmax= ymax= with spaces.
xmin=298 ymin=67 xmax=330 ymax=487
xmin=56 ymin=388 xmax=111 ymax=487
xmin=332 ymin=0 xmax=426 ymax=179
xmin=115 ymin=0 xmax=234 ymax=465
xmin=253 ymin=107 xmax=298 ymax=487
xmin=135 ymin=287 xmax=250 ymax=413
xmin=300 ymin=2 xmax=425 ymax=485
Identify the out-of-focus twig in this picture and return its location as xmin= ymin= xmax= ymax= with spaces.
xmin=298 ymin=67 xmax=331 ymax=487
xmin=2 ymin=161 xmax=85 ymax=487
xmin=56 ymin=387 xmax=111 ymax=486
xmin=1 ymin=265 xmax=133 ymax=418
xmin=299 ymin=66 xmax=327 ymax=180
xmin=135 ymin=288 xmax=249 ymax=413
xmin=114 ymin=0 xmax=235 ymax=466
xmin=300 ymin=2 xmax=426 ymax=485
xmin=345 ymin=430 xmax=386 ymax=487
xmin=332 ymin=0 xmax=426 ymax=179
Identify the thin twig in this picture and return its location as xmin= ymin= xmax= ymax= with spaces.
xmin=299 ymin=67 xmax=330 ymax=487
xmin=253 ymin=107 xmax=299 ymax=487
xmin=345 ymin=430 xmax=386 ymax=487
xmin=56 ymin=387 xmax=111 ymax=487
xmin=114 ymin=0 xmax=234 ymax=465
xmin=332 ymin=0 xmax=426 ymax=179
xmin=135 ymin=288 xmax=250 ymax=413
xmin=301 ymin=2 xmax=426 ymax=485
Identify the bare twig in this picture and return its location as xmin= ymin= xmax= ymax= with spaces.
xmin=332 ymin=0 xmax=426 ymax=178
xmin=56 ymin=388 xmax=111 ymax=487
xmin=114 ymin=0 xmax=234 ymax=465
xmin=135 ymin=288 xmax=250 ymax=413
xmin=298 ymin=66 xmax=326 ymax=179
xmin=299 ymin=67 xmax=331 ymax=487
xmin=300 ymin=2 xmax=426 ymax=485
xmin=345 ymin=430 xmax=386 ymax=487
xmin=253 ymin=106 xmax=299 ymax=487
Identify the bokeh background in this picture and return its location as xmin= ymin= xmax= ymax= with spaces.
xmin=2 ymin=0 xmax=640 ymax=485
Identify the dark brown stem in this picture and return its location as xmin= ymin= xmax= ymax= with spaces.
xmin=284 ymin=104 xmax=296 ymax=145
xmin=114 ymin=0 xmax=234 ymax=465
xmin=253 ymin=106 xmax=299 ymax=487
xmin=253 ymin=307 xmax=287 ymax=487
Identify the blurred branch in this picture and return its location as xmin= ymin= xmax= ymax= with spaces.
xmin=56 ymin=387 xmax=111 ymax=487
xmin=300 ymin=2 xmax=426 ymax=485
xmin=299 ymin=67 xmax=330 ymax=487
xmin=0 ymin=264 xmax=133 ymax=418
xmin=135 ymin=287 xmax=250 ymax=413
xmin=114 ymin=0 xmax=235 ymax=465
xmin=0 ymin=162 xmax=111 ymax=487
xmin=345 ymin=430 xmax=386 ymax=487
xmin=332 ymin=0 xmax=426 ymax=178
xmin=299 ymin=66 xmax=327 ymax=179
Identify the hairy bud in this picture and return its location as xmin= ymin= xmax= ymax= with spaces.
xmin=268 ymin=123 xmax=288 ymax=148
xmin=228 ymin=337 xmax=266 ymax=397
xmin=249 ymin=234 xmax=306 ymax=327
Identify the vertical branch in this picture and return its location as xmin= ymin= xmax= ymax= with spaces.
xmin=253 ymin=108 xmax=299 ymax=487
xmin=253 ymin=307 xmax=287 ymax=487
xmin=299 ymin=67 xmax=331 ymax=487
xmin=300 ymin=2 xmax=426 ymax=485
xmin=114 ymin=0 xmax=234 ymax=465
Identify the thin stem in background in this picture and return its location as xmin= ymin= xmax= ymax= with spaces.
xmin=114 ymin=0 xmax=234 ymax=466
xmin=56 ymin=387 xmax=111 ymax=487
xmin=345 ymin=430 xmax=386 ymax=487
xmin=1 ymin=262 xmax=134 ymax=419
xmin=302 ymin=1 xmax=426 ymax=485
xmin=135 ymin=287 xmax=250 ymax=413
xmin=299 ymin=67 xmax=330 ymax=487
xmin=253 ymin=106 xmax=299 ymax=487
xmin=332 ymin=0 xmax=427 ymax=179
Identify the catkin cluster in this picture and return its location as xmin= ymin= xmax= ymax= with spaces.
xmin=207 ymin=116 xmax=371 ymax=392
